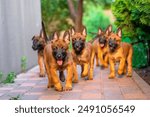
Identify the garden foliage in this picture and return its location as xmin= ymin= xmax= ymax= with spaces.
xmin=112 ymin=0 xmax=150 ymax=68
xmin=83 ymin=4 xmax=117 ymax=41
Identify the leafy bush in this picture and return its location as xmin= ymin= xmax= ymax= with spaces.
xmin=0 ymin=71 xmax=3 ymax=80
xmin=83 ymin=5 xmax=115 ymax=41
xmin=9 ymin=95 xmax=20 ymax=100
xmin=112 ymin=0 xmax=150 ymax=68
xmin=3 ymin=72 xmax=16 ymax=84
xmin=41 ymin=0 xmax=70 ymax=34
xmin=122 ymin=37 xmax=148 ymax=68
xmin=21 ymin=56 xmax=27 ymax=72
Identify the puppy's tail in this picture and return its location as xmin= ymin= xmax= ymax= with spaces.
xmin=42 ymin=21 xmax=49 ymax=43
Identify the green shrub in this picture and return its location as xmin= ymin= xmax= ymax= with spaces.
xmin=83 ymin=5 xmax=113 ymax=41
xmin=21 ymin=56 xmax=27 ymax=72
xmin=9 ymin=95 xmax=20 ymax=100
xmin=41 ymin=0 xmax=70 ymax=34
xmin=3 ymin=72 xmax=16 ymax=84
xmin=112 ymin=0 xmax=150 ymax=68
xmin=0 ymin=71 xmax=3 ymax=80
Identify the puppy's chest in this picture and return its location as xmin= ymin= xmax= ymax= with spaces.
xmin=72 ymin=51 xmax=89 ymax=64
xmin=109 ymin=48 xmax=124 ymax=61
xmin=98 ymin=45 xmax=108 ymax=54
xmin=38 ymin=49 xmax=44 ymax=57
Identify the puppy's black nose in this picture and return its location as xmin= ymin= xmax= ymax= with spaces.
xmin=57 ymin=54 xmax=61 ymax=59
xmin=76 ymin=45 xmax=79 ymax=48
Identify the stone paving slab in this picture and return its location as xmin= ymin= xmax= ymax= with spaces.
xmin=0 ymin=65 xmax=150 ymax=100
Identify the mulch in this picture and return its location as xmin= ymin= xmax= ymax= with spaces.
xmin=135 ymin=66 xmax=150 ymax=85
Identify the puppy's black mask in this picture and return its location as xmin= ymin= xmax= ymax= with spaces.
xmin=52 ymin=47 xmax=67 ymax=66
xmin=108 ymin=39 xmax=118 ymax=52
xmin=32 ymin=39 xmax=44 ymax=50
xmin=98 ymin=35 xmax=107 ymax=48
xmin=72 ymin=39 xmax=85 ymax=55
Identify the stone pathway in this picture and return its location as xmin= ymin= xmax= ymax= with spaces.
xmin=0 ymin=65 xmax=150 ymax=100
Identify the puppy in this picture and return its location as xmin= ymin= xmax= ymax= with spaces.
xmin=91 ymin=25 xmax=112 ymax=68
xmin=44 ymin=31 xmax=77 ymax=91
xmin=70 ymin=27 xmax=93 ymax=81
xmin=32 ymin=29 xmax=46 ymax=77
xmin=107 ymin=28 xmax=133 ymax=78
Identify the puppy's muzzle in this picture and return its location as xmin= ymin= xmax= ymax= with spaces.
xmin=73 ymin=40 xmax=85 ymax=54
xmin=99 ymin=37 xmax=107 ymax=48
xmin=53 ymin=48 xmax=67 ymax=66
xmin=108 ymin=39 xmax=118 ymax=52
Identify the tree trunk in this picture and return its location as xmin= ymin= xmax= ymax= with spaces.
xmin=75 ymin=0 xmax=83 ymax=32
xmin=67 ymin=0 xmax=83 ymax=32
xmin=67 ymin=0 xmax=76 ymax=23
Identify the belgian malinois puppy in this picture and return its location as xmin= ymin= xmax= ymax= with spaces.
xmin=91 ymin=25 xmax=112 ymax=68
xmin=70 ymin=27 xmax=93 ymax=81
xmin=44 ymin=31 xmax=77 ymax=91
xmin=107 ymin=28 xmax=133 ymax=78
xmin=32 ymin=29 xmax=46 ymax=77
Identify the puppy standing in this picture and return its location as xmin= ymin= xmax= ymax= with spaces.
xmin=107 ymin=28 xmax=133 ymax=78
xmin=32 ymin=29 xmax=46 ymax=77
xmin=44 ymin=31 xmax=77 ymax=91
xmin=70 ymin=27 xmax=93 ymax=81
xmin=91 ymin=25 xmax=112 ymax=68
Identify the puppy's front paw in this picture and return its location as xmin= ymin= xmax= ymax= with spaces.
xmin=103 ymin=63 xmax=108 ymax=68
xmin=73 ymin=79 xmax=78 ymax=83
xmin=81 ymin=72 xmax=88 ymax=77
xmin=39 ymin=72 xmax=45 ymax=77
xmin=47 ymin=83 xmax=54 ymax=88
xmin=55 ymin=83 xmax=63 ymax=92
xmin=108 ymin=73 xmax=115 ymax=79
xmin=118 ymin=69 xmax=123 ymax=75
xmin=64 ymin=86 xmax=72 ymax=91
xmin=88 ymin=72 xmax=93 ymax=80
xmin=127 ymin=72 xmax=132 ymax=77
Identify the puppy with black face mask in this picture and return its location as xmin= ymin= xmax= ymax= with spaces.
xmin=91 ymin=25 xmax=112 ymax=69
xmin=32 ymin=29 xmax=46 ymax=77
xmin=107 ymin=28 xmax=133 ymax=78
xmin=44 ymin=31 xmax=77 ymax=91
xmin=70 ymin=27 xmax=93 ymax=81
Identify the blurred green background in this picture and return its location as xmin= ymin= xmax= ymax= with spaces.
xmin=41 ymin=0 xmax=150 ymax=68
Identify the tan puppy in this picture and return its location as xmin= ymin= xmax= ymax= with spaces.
xmin=44 ymin=31 xmax=77 ymax=91
xmin=32 ymin=30 xmax=46 ymax=77
xmin=107 ymin=28 xmax=133 ymax=78
xmin=91 ymin=25 xmax=112 ymax=69
xmin=70 ymin=27 xmax=93 ymax=81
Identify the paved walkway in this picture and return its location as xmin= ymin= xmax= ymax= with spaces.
xmin=0 ymin=65 xmax=150 ymax=100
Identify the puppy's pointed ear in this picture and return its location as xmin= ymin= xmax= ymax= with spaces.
xmin=70 ymin=27 xmax=75 ymax=36
xmin=53 ymin=32 xmax=59 ymax=40
xmin=98 ymin=28 xmax=102 ymax=35
xmin=63 ymin=31 xmax=70 ymax=44
xmin=32 ymin=36 xmax=35 ymax=40
xmin=117 ymin=28 xmax=122 ymax=38
xmin=105 ymin=25 xmax=112 ymax=35
xmin=39 ymin=29 xmax=43 ymax=37
xmin=82 ymin=27 xmax=87 ymax=37
xmin=40 ymin=30 xmax=45 ymax=39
